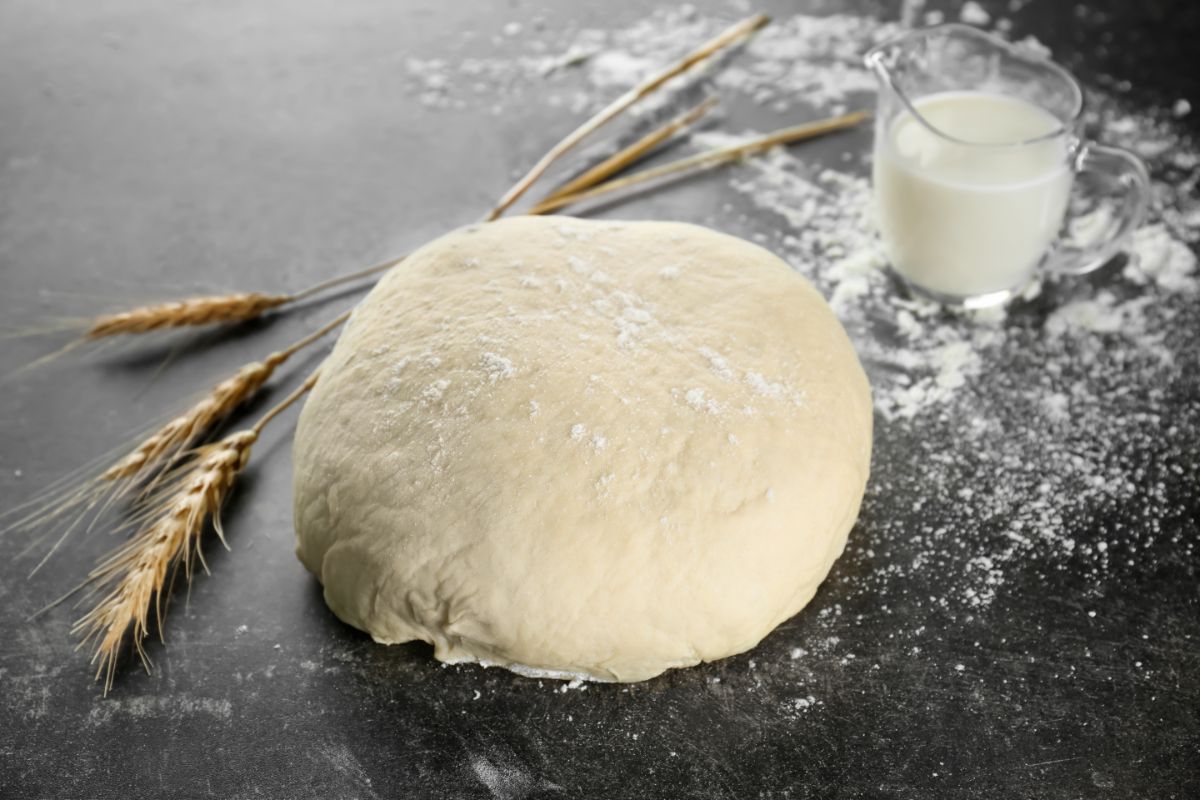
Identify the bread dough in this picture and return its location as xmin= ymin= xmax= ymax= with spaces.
xmin=292 ymin=216 xmax=872 ymax=682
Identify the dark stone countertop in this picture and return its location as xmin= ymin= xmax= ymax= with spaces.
xmin=2 ymin=1 xmax=1197 ymax=798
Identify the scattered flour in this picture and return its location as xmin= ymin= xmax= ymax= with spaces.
xmin=682 ymin=386 xmax=721 ymax=414
xmin=469 ymin=753 xmax=536 ymax=800
xmin=88 ymin=695 xmax=233 ymax=725
xmin=480 ymin=351 xmax=516 ymax=382
xmin=588 ymin=50 xmax=657 ymax=89
xmin=958 ymin=1 xmax=992 ymax=26
xmin=1125 ymin=224 xmax=1198 ymax=293
xmin=743 ymin=370 xmax=803 ymax=405
xmin=422 ymin=379 xmax=451 ymax=402
xmin=791 ymin=695 xmax=818 ymax=711
xmin=699 ymin=346 xmax=735 ymax=381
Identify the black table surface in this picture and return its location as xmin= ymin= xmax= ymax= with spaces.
xmin=2 ymin=1 xmax=1198 ymax=798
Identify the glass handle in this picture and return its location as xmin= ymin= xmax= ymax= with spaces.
xmin=1047 ymin=141 xmax=1150 ymax=276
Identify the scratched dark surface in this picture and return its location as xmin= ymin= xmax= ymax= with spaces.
xmin=1 ymin=1 xmax=1198 ymax=798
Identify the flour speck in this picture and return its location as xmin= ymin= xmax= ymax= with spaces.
xmin=480 ymin=352 xmax=516 ymax=382
xmin=422 ymin=379 xmax=450 ymax=402
xmin=699 ymin=346 xmax=735 ymax=381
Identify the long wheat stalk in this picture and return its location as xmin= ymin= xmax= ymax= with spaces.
xmin=540 ymin=96 xmax=718 ymax=203
xmin=82 ymin=259 xmax=396 ymax=341
xmin=527 ymin=109 xmax=871 ymax=215
xmin=486 ymin=13 xmax=768 ymax=220
xmin=73 ymin=370 xmax=320 ymax=692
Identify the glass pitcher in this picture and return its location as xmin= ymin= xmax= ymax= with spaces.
xmin=864 ymin=25 xmax=1149 ymax=309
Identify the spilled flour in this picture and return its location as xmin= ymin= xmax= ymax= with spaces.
xmin=86 ymin=694 xmax=233 ymax=725
xmin=403 ymin=5 xmax=1200 ymax=672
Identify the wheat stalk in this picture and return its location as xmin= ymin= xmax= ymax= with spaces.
xmin=283 ymin=257 xmax=403 ymax=302
xmin=486 ymin=13 xmax=768 ymax=220
xmin=527 ymin=109 xmax=871 ymax=215
xmin=540 ymin=96 xmax=718 ymax=203
xmin=73 ymin=369 xmax=320 ymax=692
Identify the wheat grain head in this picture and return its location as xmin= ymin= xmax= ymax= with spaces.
xmin=100 ymin=353 xmax=284 ymax=483
xmin=86 ymin=292 xmax=289 ymax=339
xmin=4 ymin=353 xmax=281 ymax=575
xmin=73 ymin=430 xmax=257 ymax=692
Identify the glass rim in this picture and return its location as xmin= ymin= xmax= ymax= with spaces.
xmin=864 ymin=23 xmax=1084 ymax=149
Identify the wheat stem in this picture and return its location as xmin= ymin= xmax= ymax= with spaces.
xmin=274 ymin=309 xmax=353 ymax=360
xmin=540 ymin=96 xmax=718 ymax=203
xmin=286 ymin=256 xmax=405 ymax=303
xmin=526 ymin=109 xmax=870 ymax=216
xmin=252 ymin=368 xmax=321 ymax=435
xmin=486 ymin=13 xmax=768 ymax=220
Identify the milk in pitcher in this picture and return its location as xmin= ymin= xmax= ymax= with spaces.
xmin=873 ymin=91 xmax=1073 ymax=300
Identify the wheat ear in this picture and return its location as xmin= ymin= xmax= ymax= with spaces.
xmin=86 ymin=292 xmax=290 ymax=338
xmin=101 ymin=309 xmax=349 ymax=483
xmin=73 ymin=430 xmax=257 ymax=691
xmin=77 ymin=256 xmax=399 ymax=341
xmin=74 ymin=369 xmax=320 ymax=692
xmin=4 ymin=310 xmax=349 ymax=579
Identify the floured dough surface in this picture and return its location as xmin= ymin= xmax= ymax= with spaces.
xmin=292 ymin=216 xmax=872 ymax=682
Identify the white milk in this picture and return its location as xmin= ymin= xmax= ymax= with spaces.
xmin=873 ymin=91 xmax=1073 ymax=300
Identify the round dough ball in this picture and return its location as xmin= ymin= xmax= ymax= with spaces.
xmin=293 ymin=216 xmax=872 ymax=682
